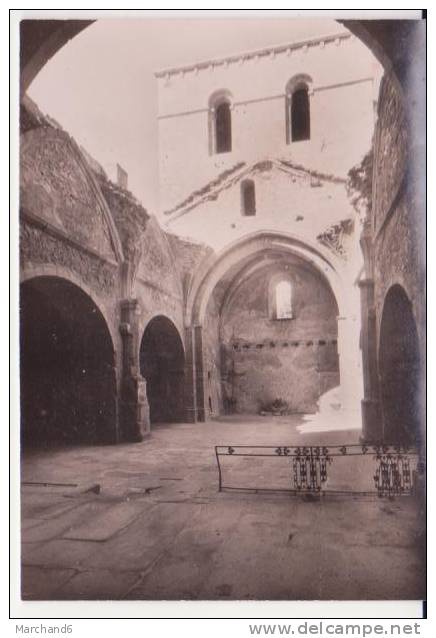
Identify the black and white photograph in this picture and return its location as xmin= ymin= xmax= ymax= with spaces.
xmin=11 ymin=9 xmax=426 ymax=614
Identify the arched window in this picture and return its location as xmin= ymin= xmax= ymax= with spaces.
xmin=275 ymin=280 xmax=293 ymax=320
xmin=291 ymin=88 xmax=310 ymax=141
xmin=209 ymin=90 xmax=233 ymax=155
xmin=241 ymin=179 xmax=256 ymax=216
xmin=285 ymin=75 xmax=312 ymax=143
xmin=215 ymin=101 xmax=232 ymax=153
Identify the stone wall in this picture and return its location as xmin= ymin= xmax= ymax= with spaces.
xmin=359 ymin=68 xmax=425 ymax=444
xmin=134 ymin=219 xmax=186 ymax=344
xmin=19 ymin=98 xmax=208 ymax=441
xmin=157 ymin=33 xmax=379 ymax=211
xmin=20 ymin=127 xmax=119 ymax=264
xmin=165 ymin=159 xmax=354 ymax=256
xmin=372 ymin=72 xmax=424 ymax=346
xmin=19 ymin=100 xmax=123 ymax=358
xmin=202 ymin=286 xmax=223 ymax=416
xmin=218 ymin=263 xmax=339 ymax=414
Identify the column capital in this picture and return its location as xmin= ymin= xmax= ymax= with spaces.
xmin=120 ymin=297 xmax=140 ymax=312
xmin=358 ymin=278 xmax=375 ymax=289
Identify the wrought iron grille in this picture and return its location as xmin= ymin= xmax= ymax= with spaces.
xmin=214 ymin=444 xmax=421 ymax=497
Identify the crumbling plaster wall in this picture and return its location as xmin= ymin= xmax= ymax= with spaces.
xmin=166 ymin=162 xmax=354 ymax=256
xmin=19 ymin=101 xmax=208 ymax=419
xmin=19 ymin=106 xmax=122 ymax=364
xmin=133 ymin=219 xmax=185 ymax=342
xmin=218 ymin=264 xmax=339 ymax=414
xmin=372 ymin=72 xmax=425 ymax=350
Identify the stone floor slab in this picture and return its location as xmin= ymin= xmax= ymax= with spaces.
xmin=55 ymin=569 xmax=142 ymax=600
xmin=62 ymin=500 xmax=148 ymax=542
xmin=20 ymin=417 xmax=426 ymax=601
xmin=21 ymin=566 xmax=77 ymax=600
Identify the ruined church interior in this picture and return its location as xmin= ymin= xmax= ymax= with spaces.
xmin=17 ymin=16 xmax=426 ymax=604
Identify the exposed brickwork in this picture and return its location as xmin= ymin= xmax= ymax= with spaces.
xmin=218 ymin=263 xmax=339 ymax=414
xmin=96 ymin=173 xmax=149 ymax=260
xmin=373 ymin=74 xmax=408 ymax=234
xmin=20 ymin=126 xmax=117 ymax=262
xmin=18 ymin=102 xmax=206 ymax=442
xmin=372 ymin=72 xmax=424 ymax=344
xmin=20 ymin=220 xmax=118 ymax=296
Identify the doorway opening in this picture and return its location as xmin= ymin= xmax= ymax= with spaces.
xmin=379 ymin=285 xmax=421 ymax=446
xmin=139 ymin=315 xmax=185 ymax=424
xmin=20 ymin=276 xmax=117 ymax=448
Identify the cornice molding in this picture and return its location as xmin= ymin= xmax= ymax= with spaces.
xmin=155 ymin=31 xmax=351 ymax=80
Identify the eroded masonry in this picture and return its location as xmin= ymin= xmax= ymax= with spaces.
xmin=20 ymin=28 xmax=424 ymax=451
xmin=17 ymin=19 xmax=426 ymax=603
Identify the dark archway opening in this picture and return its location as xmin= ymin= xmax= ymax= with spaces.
xmin=379 ymin=285 xmax=421 ymax=446
xmin=20 ymin=276 xmax=117 ymax=448
xmin=139 ymin=316 xmax=185 ymax=424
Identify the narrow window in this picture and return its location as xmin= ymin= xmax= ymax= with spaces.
xmin=275 ymin=280 xmax=293 ymax=319
xmin=291 ymin=87 xmax=310 ymax=142
xmin=241 ymin=179 xmax=256 ymax=216
xmin=215 ymin=101 xmax=232 ymax=153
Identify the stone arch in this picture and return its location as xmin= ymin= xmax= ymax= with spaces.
xmin=187 ymin=231 xmax=346 ymax=327
xmin=285 ymin=73 xmax=314 ymax=96
xmin=139 ymin=315 xmax=185 ymax=425
xmin=208 ymin=88 xmax=233 ymax=109
xmin=217 ymin=254 xmax=341 ymax=415
xmin=19 ymin=19 xmax=412 ymax=101
xmin=20 ymin=264 xmax=118 ymax=349
xmin=20 ymin=274 xmax=118 ymax=447
xmin=378 ymin=284 xmax=421 ymax=445
xmin=20 ymin=19 xmax=94 ymax=95
xmin=184 ymin=232 xmax=357 ymax=421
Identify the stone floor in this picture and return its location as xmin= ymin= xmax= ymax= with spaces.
xmin=20 ymin=416 xmax=426 ymax=601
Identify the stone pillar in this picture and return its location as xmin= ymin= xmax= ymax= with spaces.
xmin=194 ymin=325 xmax=207 ymax=422
xmin=183 ymin=326 xmax=197 ymax=423
xmin=358 ymin=220 xmax=382 ymax=443
xmin=336 ymin=312 xmax=363 ymax=417
xmin=119 ymin=299 xmax=150 ymax=442
xmin=358 ymin=279 xmax=382 ymax=442
xmin=183 ymin=325 xmax=208 ymax=423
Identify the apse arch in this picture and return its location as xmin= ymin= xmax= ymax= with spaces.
xmin=139 ymin=315 xmax=186 ymax=425
xmin=378 ymin=284 xmax=421 ymax=446
xmin=187 ymin=231 xmax=346 ymax=327
xmin=20 ymin=274 xmax=118 ymax=447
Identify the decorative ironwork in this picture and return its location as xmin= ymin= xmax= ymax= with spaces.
xmin=292 ymin=446 xmax=331 ymax=491
xmin=373 ymin=450 xmax=412 ymax=497
xmin=214 ymin=444 xmax=421 ymax=497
